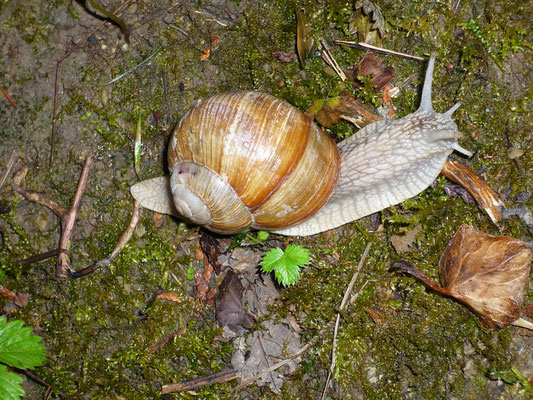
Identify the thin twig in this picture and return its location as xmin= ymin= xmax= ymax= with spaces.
xmin=16 ymin=249 xmax=61 ymax=266
xmin=0 ymin=85 xmax=18 ymax=109
xmin=16 ymin=187 xmax=66 ymax=218
xmin=57 ymin=156 xmax=93 ymax=277
xmin=322 ymin=242 xmax=372 ymax=399
xmin=0 ymin=150 xmax=17 ymax=191
xmin=50 ymin=0 xmax=132 ymax=165
xmin=333 ymin=41 xmax=426 ymax=62
xmin=19 ymin=369 xmax=75 ymax=400
xmin=162 ymin=369 xmax=239 ymax=394
xmin=16 ymin=157 xmax=140 ymax=278
xmin=70 ymin=200 xmax=141 ymax=277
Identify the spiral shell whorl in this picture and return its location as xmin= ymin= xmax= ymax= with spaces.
xmin=170 ymin=161 xmax=252 ymax=233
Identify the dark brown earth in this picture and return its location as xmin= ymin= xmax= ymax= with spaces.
xmin=0 ymin=0 xmax=532 ymax=399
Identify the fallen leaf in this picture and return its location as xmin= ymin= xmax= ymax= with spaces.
xmin=441 ymin=160 xmax=504 ymax=223
xmin=200 ymin=231 xmax=225 ymax=273
xmin=439 ymin=224 xmax=532 ymax=329
xmin=195 ymin=258 xmax=215 ymax=304
xmin=347 ymin=52 xmax=395 ymax=91
xmin=272 ymin=51 xmax=298 ymax=63
xmin=296 ymin=8 xmax=314 ymax=66
xmin=314 ymin=92 xmax=381 ymax=128
xmin=200 ymin=46 xmax=211 ymax=61
xmin=391 ymin=225 xmax=422 ymax=254
xmin=395 ymin=225 xmax=533 ymax=330
xmin=231 ymin=320 xmax=300 ymax=394
xmin=215 ymin=270 xmax=253 ymax=335
xmin=349 ymin=0 xmax=386 ymax=45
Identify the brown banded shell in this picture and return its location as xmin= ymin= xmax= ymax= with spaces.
xmin=167 ymin=91 xmax=340 ymax=234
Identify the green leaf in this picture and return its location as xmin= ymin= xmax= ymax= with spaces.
xmin=0 ymin=316 xmax=46 ymax=370
xmin=284 ymin=244 xmax=310 ymax=266
xmin=0 ymin=364 xmax=25 ymax=400
xmin=260 ymin=245 xmax=310 ymax=286
xmin=261 ymin=248 xmax=285 ymax=273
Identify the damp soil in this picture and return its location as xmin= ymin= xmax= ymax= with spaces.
xmin=0 ymin=0 xmax=532 ymax=399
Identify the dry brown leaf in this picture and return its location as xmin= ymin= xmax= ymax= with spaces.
xmin=441 ymin=160 xmax=504 ymax=223
xmin=391 ymin=225 xmax=422 ymax=254
xmin=439 ymin=224 xmax=532 ymax=329
xmin=347 ymin=52 xmax=395 ymax=91
xmin=394 ymin=224 xmax=533 ymax=330
xmin=200 ymin=231 xmax=225 ymax=273
xmin=314 ymin=92 xmax=381 ymax=128
xmin=295 ymin=8 xmax=314 ymax=66
xmin=215 ymin=270 xmax=253 ymax=335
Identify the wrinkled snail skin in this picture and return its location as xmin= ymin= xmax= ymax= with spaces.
xmin=130 ymin=52 xmax=472 ymax=236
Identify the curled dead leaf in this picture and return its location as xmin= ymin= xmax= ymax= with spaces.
xmin=347 ymin=52 xmax=395 ymax=91
xmin=215 ymin=270 xmax=253 ymax=335
xmin=439 ymin=224 xmax=532 ymax=329
xmin=441 ymin=160 xmax=504 ymax=224
xmin=296 ymin=8 xmax=314 ymax=66
xmin=395 ymin=224 xmax=533 ymax=330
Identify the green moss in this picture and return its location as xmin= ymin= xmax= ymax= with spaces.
xmin=2 ymin=0 xmax=531 ymax=397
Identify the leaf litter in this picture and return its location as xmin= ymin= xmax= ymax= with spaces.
xmin=396 ymin=224 xmax=533 ymax=330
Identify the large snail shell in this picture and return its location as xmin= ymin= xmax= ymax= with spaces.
xmin=166 ymin=91 xmax=340 ymax=234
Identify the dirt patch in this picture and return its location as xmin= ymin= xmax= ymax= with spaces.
xmin=0 ymin=0 xmax=532 ymax=399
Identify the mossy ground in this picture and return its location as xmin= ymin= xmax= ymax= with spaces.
xmin=0 ymin=0 xmax=531 ymax=399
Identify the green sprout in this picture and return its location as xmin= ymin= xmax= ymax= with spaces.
xmin=261 ymin=244 xmax=310 ymax=286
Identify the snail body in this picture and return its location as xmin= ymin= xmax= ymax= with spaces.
xmin=131 ymin=52 xmax=472 ymax=236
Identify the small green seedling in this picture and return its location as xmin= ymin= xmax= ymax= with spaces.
xmin=0 ymin=316 xmax=46 ymax=400
xmin=261 ymin=244 xmax=310 ymax=286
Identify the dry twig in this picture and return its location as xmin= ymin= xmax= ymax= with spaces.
xmin=16 ymin=156 xmax=141 ymax=278
xmin=19 ymin=369 xmax=74 ymax=400
xmin=56 ymin=156 xmax=93 ymax=276
xmin=70 ymin=200 xmax=141 ymax=278
xmin=0 ymin=84 xmax=18 ymax=109
xmin=322 ymin=242 xmax=372 ymax=399
xmin=0 ymin=150 xmax=18 ymax=191
xmin=333 ymin=41 xmax=425 ymax=61
xmin=162 ymin=369 xmax=239 ymax=394
xmin=16 ymin=187 xmax=66 ymax=217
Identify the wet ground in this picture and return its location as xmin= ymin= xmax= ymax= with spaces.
xmin=0 ymin=0 xmax=532 ymax=399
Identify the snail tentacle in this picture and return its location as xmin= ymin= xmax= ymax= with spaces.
xmin=418 ymin=51 xmax=437 ymax=113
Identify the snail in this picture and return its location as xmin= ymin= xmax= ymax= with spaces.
xmin=131 ymin=52 xmax=472 ymax=236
